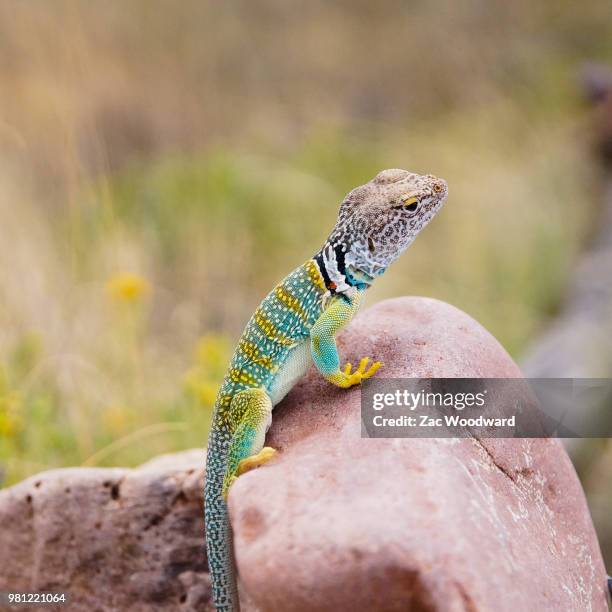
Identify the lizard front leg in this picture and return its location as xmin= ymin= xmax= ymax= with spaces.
xmin=222 ymin=388 xmax=276 ymax=500
xmin=310 ymin=291 xmax=382 ymax=388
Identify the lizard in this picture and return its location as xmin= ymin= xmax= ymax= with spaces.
xmin=204 ymin=168 xmax=448 ymax=611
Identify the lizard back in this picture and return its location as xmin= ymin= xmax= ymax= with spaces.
xmin=204 ymin=259 xmax=328 ymax=611
xmin=211 ymin=259 xmax=328 ymax=434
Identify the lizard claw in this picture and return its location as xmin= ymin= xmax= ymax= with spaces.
xmin=337 ymin=357 xmax=383 ymax=388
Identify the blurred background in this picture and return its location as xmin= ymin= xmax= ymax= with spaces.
xmin=0 ymin=0 xmax=611 ymax=562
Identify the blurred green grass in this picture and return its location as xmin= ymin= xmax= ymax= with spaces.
xmin=0 ymin=0 xmax=610 ymax=490
xmin=0 ymin=117 xmax=592 ymax=485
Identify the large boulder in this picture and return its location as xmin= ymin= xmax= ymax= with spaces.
xmin=229 ymin=297 xmax=609 ymax=611
xmin=0 ymin=297 xmax=607 ymax=611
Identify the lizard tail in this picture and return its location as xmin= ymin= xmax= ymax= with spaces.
xmin=205 ymin=448 xmax=240 ymax=612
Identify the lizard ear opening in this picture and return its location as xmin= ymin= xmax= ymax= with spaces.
xmin=368 ymin=237 xmax=376 ymax=254
xmin=401 ymin=195 xmax=420 ymax=214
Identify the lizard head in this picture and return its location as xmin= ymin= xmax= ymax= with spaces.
xmin=319 ymin=169 xmax=448 ymax=290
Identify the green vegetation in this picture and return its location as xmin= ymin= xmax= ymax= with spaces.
xmin=0 ymin=118 xmax=592 ymax=485
xmin=0 ymin=1 xmax=610 ymax=487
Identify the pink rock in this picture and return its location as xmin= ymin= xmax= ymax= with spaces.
xmin=0 ymin=450 xmax=213 ymax=611
xmin=0 ymin=298 xmax=606 ymax=611
xmin=229 ymin=297 xmax=608 ymax=612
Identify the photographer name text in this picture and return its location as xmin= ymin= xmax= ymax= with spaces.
xmin=370 ymin=389 xmax=516 ymax=429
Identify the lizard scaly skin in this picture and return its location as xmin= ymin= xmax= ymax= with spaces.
xmin=204 ymin=168 xmax=448 ymax=611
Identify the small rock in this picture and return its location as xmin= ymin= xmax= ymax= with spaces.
xmin=0 ymin=454 xmax=212 ymax=611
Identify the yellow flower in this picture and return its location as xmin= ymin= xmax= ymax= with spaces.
xmin=183 ymin=334 xmax=230 ymax=407
xmin=106 ymin=272 xmax=150 ymax=303
xmin=0 ymin=391 xmax=22 ymax=437
xmin=195 ymin=334 xmax=230 ymax=369
xmin=183 ymin=368 xmax=219 ymax=406
xmin=102 ymin=405 xmax=130 ymax=434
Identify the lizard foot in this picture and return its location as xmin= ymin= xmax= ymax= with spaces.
xmin=337 ymin=357 xmax=383 ymax=388
xmin=236 ymin=446 xmax=278 ymax=477
xmin=221 ymin=448 xmax=277 ymax=501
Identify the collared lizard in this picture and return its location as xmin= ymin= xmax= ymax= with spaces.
xmin=204 ymin=168 xmax=448 ymax=611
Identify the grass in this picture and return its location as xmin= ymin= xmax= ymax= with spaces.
xmin=0 ymin=105 xmax=593 ymax=486
xmin=0 ymin=6 xmax=610 ymax=562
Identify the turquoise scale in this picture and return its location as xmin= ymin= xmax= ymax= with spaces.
xmin=204 ymin=260 xmax=328 ymax=611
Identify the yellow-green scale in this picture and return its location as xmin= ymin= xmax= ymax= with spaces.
xmin=204 ymin=259 xmax=328 ymax=611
